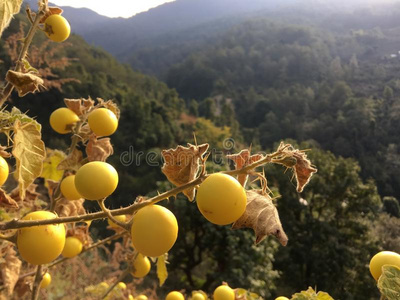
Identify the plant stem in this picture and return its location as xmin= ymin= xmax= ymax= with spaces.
xmin=31 ymin=265 xmax=43 ymax=300
xmin=0 ymin=9 xmax=44 ymax=107
xmin=98 ymin=198 xmax=131 ymax=231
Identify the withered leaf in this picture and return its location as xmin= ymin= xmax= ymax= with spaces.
xmin=57 ymin=148 xmax=83 ymax=171
xmin=39 ymin=6 xmax=63 ymax=23
xmin=55 ymin=198 xmax=85 ymax=217
xmin=0 ymin=188 xmax=18 ymax=208
xmin=0 ymin=244 xmax=22 ymax=295
xmin=232 ymin=190 xmax=288 ymax=246
xmin=6 ymin=70 xmax=44 ymax=97
xmin=161 ymin=143 xmax=209 ymax=201
xmin=292 ymin=151 xmax=317 ymax=193
xmin=64 ymin=98 xmax=94 ymax=116
xmin=9 ymin=183 xmax=40 ymax=203
xmin=227 ymin=149 xmax=263 ymax=186
xmin=86 ymin=135 xmax=113 ymax=162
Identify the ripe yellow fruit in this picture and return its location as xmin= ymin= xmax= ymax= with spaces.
xmin=17 ymin=211 xmax=66 ymax=265
xmin=213 ymin=285 xmax=235 ymax=300
xmin=136 ymin=295 xmax=148 ymax=300
xmin=74 ymin=162 xmax=118 ymax=200
xmin=275 ymin=297 xmax=290 ymax=300
xmin=62 ymin=236 xmax=83 ymax=258
xmin=131 ymin=205 xmax=178 ymax=257
xmin=40 ymin=272 xmax=51 ymax=289
xmin=117 ymin=282 xmax=126 ymax=289
xmin=60 ymin=175 xmax=82 ymax=200
xmin=369 ymin=251 xmax=400 ymax=280
xmin=0 ymin=156 xmax=9 ymax=186
xmin=166 ymin=291 xmax=185 ymax=300
xmin=192 ymin=292 xmax=205 ymax=300
xmin=132 ymin=253 xmax=151 ymax=278
xmin=50 ymin=107 xmax=79 ymax=134
xmin=128 ymin=295 xmax=135 ymax=300
xmin=88 ymin=108 xmax=118 ymax=136
xmin=196 ymin=173 xmax=247 ymax=225
xmin=107 ymin=214 xmax=127 ymax=229
xmin=44 ymin=14 xmax=71 ymax=42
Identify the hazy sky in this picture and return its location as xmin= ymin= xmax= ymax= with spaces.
xmin=51 ymin=0 xmax=177 ymax=18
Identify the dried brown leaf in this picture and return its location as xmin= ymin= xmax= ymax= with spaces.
xmin=292 ymin=151 xmax=317 ymax=193
xmin=64 ymin=98 xmax=95 ymax=116
xmin=0 ymin=188 xmax=18 ymax=208
xmin=227 ymin=149 xmax=263 ymax=186
xmin=55 ymin=198 xmax=85 ymax=217
xmin=9 ymin=183 xmax=40 ymax=203
xmin=6 ymin=70 xmax=44 ymax=97
xmin=57 ymin=148 xmax=83 ymax=171
xmin=39 ymin=6 xmax=64 ymax=23
xmin=0 ymin=244 xmax=22 ymax=295
xmin=86 ymin=136 xmax=113 ymax=162
xmin=232 ymin=190 xmax=288 ymax=246
xmin=161 ymin=143 xmax=209 ymax=201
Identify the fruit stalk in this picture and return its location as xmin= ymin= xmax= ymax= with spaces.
xmin=0 ymin=8 xmax=45 ymax=107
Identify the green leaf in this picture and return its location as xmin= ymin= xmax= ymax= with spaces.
xmin=0 ymin=0 xmax=23 ymax=38
xmin=12 ymin=119 xmax=46 ymax=199
xmin=291 ymin=287 xmax=334 ymax=300
xmin=157 ymin=253 xmax=168 ymax=286
xmin=22 ymin=59 xmax=39 ymax=74
xmin=378 ymin=265 xmax=400 ymax=300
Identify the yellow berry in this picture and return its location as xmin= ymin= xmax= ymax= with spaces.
xmin=49 ymin=107 xmax=79 ymax=134
xmin=213 ymin=285 xmax=235 ymax=300
xmin=17 ymin=211 xmax=66 ymax=265
xmin=44 ymin=14 xmax=71 ymax=42
xmin=40 ymin=272 xmax=51 ymax=289
xmin=132 ymin=253 xmax=151 ymax=278
xmin=60 ymin=175 xmax=82 ymax=200
xmin=62 ymin=236 xmax=83 ymax=258
xmin=0 ymin=156 xmax=9 ymax=186
xmin=166 ymin=291 xmax=184 ymax=300
xmin=88 ymin=108 xmax=118 ymax=136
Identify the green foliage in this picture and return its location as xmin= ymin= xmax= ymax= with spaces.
xmin=291 ymin=287 xmax=334 ymax=300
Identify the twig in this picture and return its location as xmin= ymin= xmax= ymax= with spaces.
xmin=98 ymin=198 xmax=131 ymax=231
xmin=101 ymin=268 xmax=130 ymax=299
xmin=0 ymin=9 xmax=45 ymax=107
xmin=31 ymin=265 xmax=43 ymax=300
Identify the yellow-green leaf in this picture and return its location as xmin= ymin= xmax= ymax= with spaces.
xmin=0 ymin=0 xmax=23 ymax=38
xmin=157 ymin=254 xmax=168 ymax=286
xmin=378 ymin=265 xmax=400 ymax=300
xmin=12 ymin=120 xmax=46 ymax=199
xmin=40 ymin=148 xmax=66 ymax=183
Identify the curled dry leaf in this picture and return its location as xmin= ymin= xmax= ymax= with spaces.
xmin=232 ymin=190 xmax=288 ymax=246
xmin=39 ymin=6 xmax=64 ymax=23
xmin=0 ymin=188 xmax=18 ymax=208
xmin=86 ymin=135 xmax=113 ymax=162
xmin=273 ymin=142 xmax=317 ymax=193
xmin=64 ymin=98 xmax=95 ymax=116
xmin=161 ymin=143 xmax=209 ymax=201
xmin=0 ymin=244 xmax=22 ymax=295
xmin=9 ymin=183 xmax=40 ymax=203
xmin=57 ymin=148 xmax=83 ymax=171
xmin=292 ymin=151 xmax=317 ymax=193
xmin=227 ymin=149 xmax=263 ymax=186
xmin=6 ymin=70 xmax=44 ymax=97
xmin=55 ymin=198 xmax=85 ymax=217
